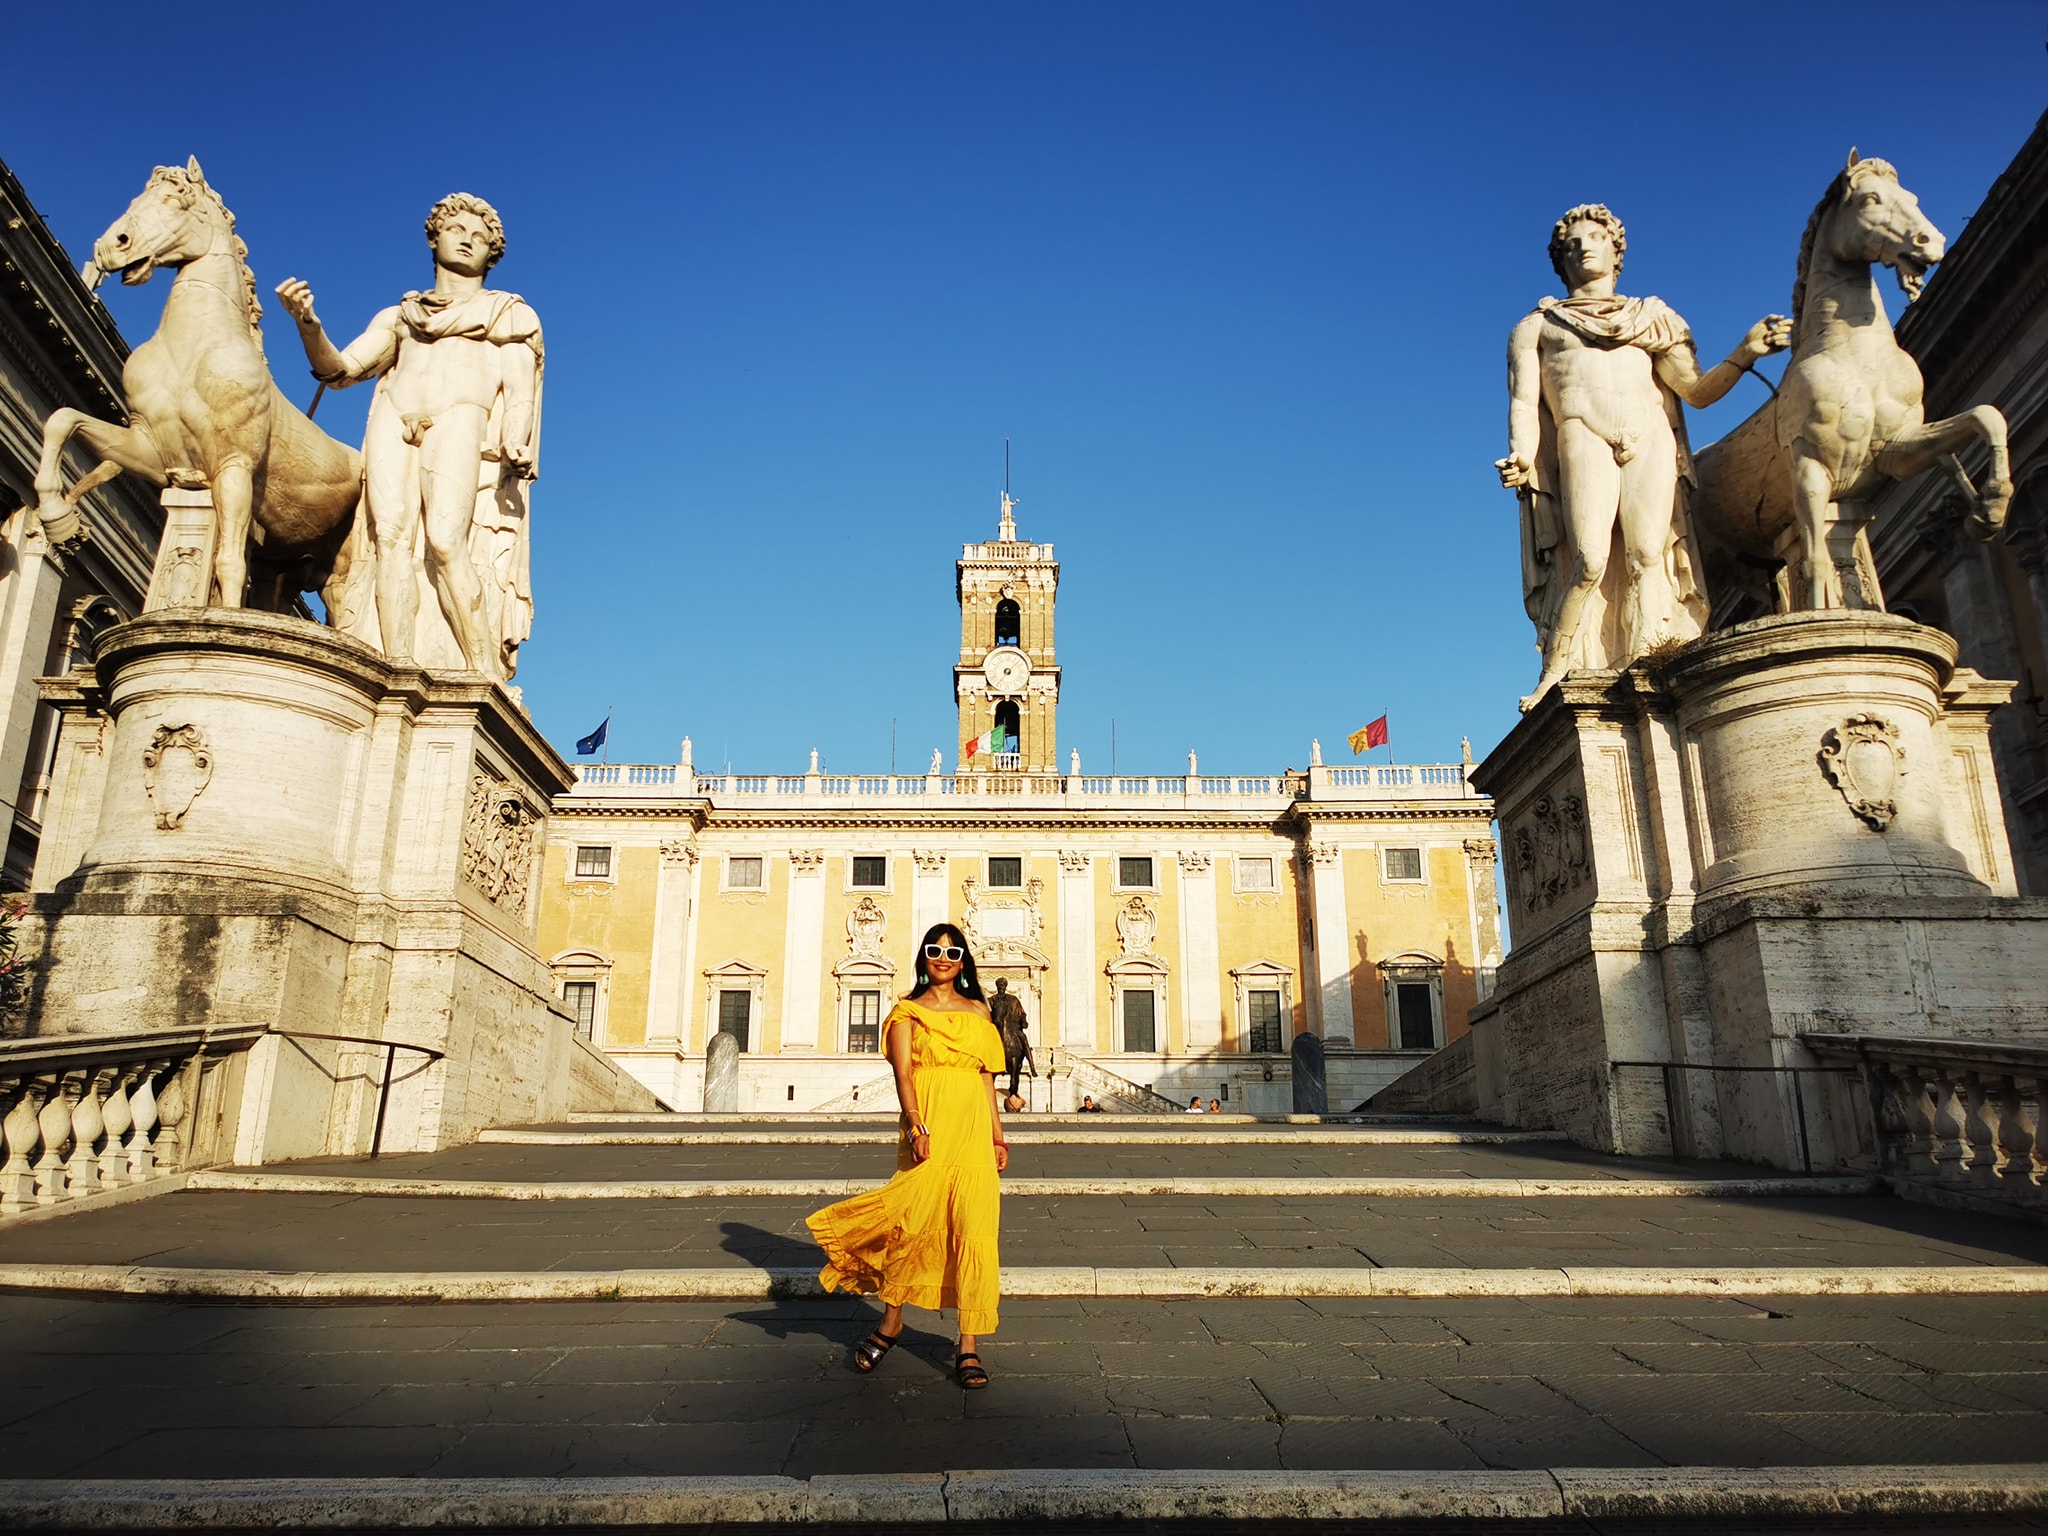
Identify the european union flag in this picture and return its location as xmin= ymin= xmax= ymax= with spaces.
xmin=575 ymin=717 xmax=609 ymax=756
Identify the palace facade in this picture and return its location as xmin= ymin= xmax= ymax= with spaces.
xmin=538 ymin=500 xmax=1503 ymax=1114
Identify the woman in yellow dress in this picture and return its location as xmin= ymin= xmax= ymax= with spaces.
xmin=806 ymin=923 xmax=1009 ymax=1388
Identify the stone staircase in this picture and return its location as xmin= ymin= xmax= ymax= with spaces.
xmin=2 ymin=1108 xmax=2048 ymax=1528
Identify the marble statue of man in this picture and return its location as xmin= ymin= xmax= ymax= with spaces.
xmin=275 ymin=195 xmax=542 ymax=681
xmin=1498 ymin=205 xmax=1789 ymax=710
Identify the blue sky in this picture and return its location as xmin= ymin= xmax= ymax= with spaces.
xmin=8 ymin=2 xmax=2044 ymax=774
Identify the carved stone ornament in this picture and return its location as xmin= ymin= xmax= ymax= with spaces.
xmin=1507 ymin=793 xmax=1589 ymax=914
xmin=789 ymin=849 xmax=826 ymax=874
xmin=659 ymin=837 xmax=699 ymax=868
xmin=460 ymin=773 xmax=539 ymax=917
xmin=1307 ymin=841 xmax=1341 ymax=868
xmin=1177 ymin=850 xmax=1212 ymax=875
xmin=961 ymin=874 xmax=1049 ymax=964
xmin=1818 ymin=714 xmax=1903 ymax=831
xmin=912 ymin=849 xmax=947 ymax=875
xmin=1058 ymin=850 xmax=1090 ymax=874
xmin=1115 ymin=895 xmax=1159 ymax=958
xmin=1463 ymin=837 xmax=1499 ymax=867
xmin=141 ymin=723 xmax=212 ymax=830
xmin=847 ymin=895 xmax=887 ymax=957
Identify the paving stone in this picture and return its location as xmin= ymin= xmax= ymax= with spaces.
xmin=1122 ymin=1415 xmax=1282 ymax=1469
xmin=1274 ymin=1417 xmax=1486 ymax=1470
xmin=69 ymin=1425 xmax=466 ymax=1478
xmin=1443 ymin=1413 xmax=1660 ymax=1470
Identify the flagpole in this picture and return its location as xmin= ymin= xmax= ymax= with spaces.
xmin=603 ymin=703 xmax=612 ymax=767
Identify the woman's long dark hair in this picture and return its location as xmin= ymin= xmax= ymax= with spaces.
xmin=906 ymin=922 xmax=985 ymax=1002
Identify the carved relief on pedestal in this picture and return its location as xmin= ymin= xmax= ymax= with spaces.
xmin=141 ymin=724 xmax=212 ymax=831
xmin=461 ymin=773 xmax=539 ymax=917
xmin=1818 ymin=714 xmax=1903 ymax=831
xmin=847 ymin=895 xmax=887 ymax=958
xmin=1507 ymin=792 xmax=1589 ymax=914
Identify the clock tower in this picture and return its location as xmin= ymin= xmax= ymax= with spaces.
xmin=955 ymin=491 xmax=1061 ymax=774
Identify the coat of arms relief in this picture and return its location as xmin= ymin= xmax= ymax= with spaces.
xmin=1818 ymin=714 xmax=1903 ymax=831
xmin=960 ymin=874 xmax=1048 ymax=963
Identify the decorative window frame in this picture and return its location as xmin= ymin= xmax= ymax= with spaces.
xmin=567 ymin=844 xmax=617 ymax=885
xmin=843 ymin=854 xmax=893 ymax=894
xmin=1381 ymin=844 xmax=1430 ymax=886
xmin=1378 ymin=950 xmax=1445 ymax=1050
xmin=985 ymin=853 xmax=1026 ymax=890
xmin=1106 ymin=953 xmax=1170 ymax=1055
xmin=1113 ymin=854 xmax=1159 ymax=893
xmin=550 ymin=948 xmax=613 ymax=1045
xmin=1229 ymin=958 xmax=1295 ymax=1053
xmin=721 ymin=854 xmax=771 ymax=895
xmin=1232 ymin=853 xmax=1279 ymax=895
xmin=702 ymin=957 xmax=768 ymax=1052
xmin=833 ymin=954 xmax=897 ymax=1054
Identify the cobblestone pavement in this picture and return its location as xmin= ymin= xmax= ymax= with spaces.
xmin=2 ymin=1189 xmax=2044 ymax=1274
xmin=3 ymin=1291 xmax=2048 ymax=1477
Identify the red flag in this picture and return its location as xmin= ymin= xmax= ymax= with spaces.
xmin=1364 ymin=715 xmax=1388 ymax=750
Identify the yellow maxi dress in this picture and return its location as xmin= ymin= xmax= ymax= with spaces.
xmin=806 ymin=999 xmax=1007 ymax=1335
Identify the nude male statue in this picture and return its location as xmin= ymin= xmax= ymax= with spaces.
xmin=1499 ymin=205 xmax=1790 ymax=710
xmin=275 ymin=195 xmax=542 ymax=680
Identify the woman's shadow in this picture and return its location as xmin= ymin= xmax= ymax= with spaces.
xmin=718 ymin=1221 xmax=953 ymax=1375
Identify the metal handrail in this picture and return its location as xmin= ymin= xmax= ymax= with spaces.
xmin=1611 ymin=1059 xmax=1855 ymax=1174
xmin=269 ymin=1029 xmax=444 ymax=1159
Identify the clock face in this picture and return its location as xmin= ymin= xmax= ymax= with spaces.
xmin=983 ymin=647 xmax=1029 ymax=694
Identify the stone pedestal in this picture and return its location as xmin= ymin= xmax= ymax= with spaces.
xmin=22 ymin=611 xmax=656 ymax=1159
xmin=1461 ymin=612 xmax=2048 ymax=1168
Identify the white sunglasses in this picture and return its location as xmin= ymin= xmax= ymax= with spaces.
xmin=923 ymin=943 xmax=965 ymax=961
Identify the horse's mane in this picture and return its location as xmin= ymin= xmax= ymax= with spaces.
xmin=1791 ymin=156 xmax=1898 ymax=328
xmin=147 ymin=164 xmax=265 ymax=353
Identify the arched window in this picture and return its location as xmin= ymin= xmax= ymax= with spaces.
xmin=994 ymin=599 xmax=1021 ymax=648
xmin=994 ymin=700 xmax=1021 ymax=763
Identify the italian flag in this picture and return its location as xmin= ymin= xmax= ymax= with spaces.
xmin=964 ymin=722 xmax=1008 ymax=760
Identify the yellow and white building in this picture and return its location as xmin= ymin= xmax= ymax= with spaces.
xmin=538 ymin=498 xmax=1503 ymax=1113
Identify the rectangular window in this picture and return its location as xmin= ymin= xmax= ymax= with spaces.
xmin=1247 ymin=990 xmax=1284 ymax=1053
xmin=850 ymin=855 xmax=888 ymax=888
xmin=1122 ymin=989 xmax=1157 ymax=1053
xmin=847 ymin=990 xmax=882 ymax=1053
xmin=1384 ymin=847 xmax=1424 ymax=882
xmin=574 ymin=846 xmax=611 ymax=879
xmin=726 ymin=856 xmax=763 ymax=889
xmin=718 ymin=989 xmax=752 ymax=1052
xmin=1237 ymin=856 xmax=1274 ymax=891
xmin=1396 ymin=982 xmax=1436 ymax=1049
xmin=563 ymin=981 xmax=597 ymax=1039
xmin=1117 ymin=856 xmax=1154 ymax=889
xmin=987 ymin=856 xmax=1023 ymax=889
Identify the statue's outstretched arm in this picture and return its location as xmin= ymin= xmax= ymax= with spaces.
xmin=1657 ymin=316 xmax=1792 ymax=409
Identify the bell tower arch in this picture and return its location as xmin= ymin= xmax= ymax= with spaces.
xmin=955 ymin=489 xmax=1060 ymax=774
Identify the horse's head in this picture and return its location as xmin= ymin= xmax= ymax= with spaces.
xmin=1796 ymin=152 xmax=1946 ymax=322
xmin=82 ymin=157 xmax=234 ymax=291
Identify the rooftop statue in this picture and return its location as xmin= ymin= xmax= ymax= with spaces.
xmin=276 ymin=194 xmax=543 ymax=682
xmin=29 ymin=158 xmax=361 ymax=611
xmin=1499 ymin=205 xmax=1791 ymax=710
xmin=1690 ymin=152 xmax=2012 ymax=612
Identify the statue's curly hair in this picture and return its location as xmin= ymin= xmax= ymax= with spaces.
xmin=424 ymin=193 xmax=506 ymax=272
xmin=1548 ymin=204 xmax=1626 ymax=284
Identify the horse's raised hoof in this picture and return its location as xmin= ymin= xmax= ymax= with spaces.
xmin=35 ymin=503 xmax=90 ymax=553
xmin=1968 ymin=480 xmax=2014 ymax=541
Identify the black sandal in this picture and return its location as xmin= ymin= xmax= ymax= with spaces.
xmin=954 ymin=1350 xmax=990 ymax=1389
xmin=852 ymin=1326 xmax=901 ymax=1373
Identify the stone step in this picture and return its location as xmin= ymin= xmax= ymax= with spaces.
xmin=5 ymin=1465 xmax=2048 ymax=1529
xmin=186 ymin=1170 xmax=1881 ymax=1201
xmin=483 ymin=1124 xmax=1570 ymax=1147
xmin=4 ymin=1188 xmax=2041 ymax=1277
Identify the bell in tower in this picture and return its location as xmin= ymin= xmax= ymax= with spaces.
xmin=955 ymin=482 xmax=1061 ymax=775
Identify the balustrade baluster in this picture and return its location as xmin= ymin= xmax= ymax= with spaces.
xmin=155 ymin=1061 xmax=189 ymax=1172
xmin=1961 ymin=1071 xmax=2000 ymax=1187
xmin=35 ymin=1072 xmax=78 ymax=1205
xmin=98 ymin=1068 xmax=135 ymax=1186
xmin=1929 ymin=1070 xmax=1970 ymax=1182
xmin=126 ymin=1062 xmax=162 ymax=1181
xmin=2022 ymin=1077 xmax=2048 ymax=1188
xmin=66 ymin=1068 xmax=110 ymax=1198
xmin=1989 ymin=1074 xmax=2030 ymax=1188
xmin=1893 ymin=1065 xmax=1937 ymax=1172
xmin=1 ymin=1077 xmax=41 ymax=1213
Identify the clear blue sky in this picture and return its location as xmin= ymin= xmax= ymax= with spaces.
xmin=8 ymin=2 xmax=2044 ymax=774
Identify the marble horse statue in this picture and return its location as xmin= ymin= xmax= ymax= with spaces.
xmin=1692 ymin=152 xmax=2012 ymax=612
xmin=30 ymin=159 xmax=361 ymax=613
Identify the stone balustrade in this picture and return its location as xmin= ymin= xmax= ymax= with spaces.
xmin=1804 ymin=1033 xmax=2048 ymax=1208
xmin=0 ymin=1024 xmax=265 ymax=1214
